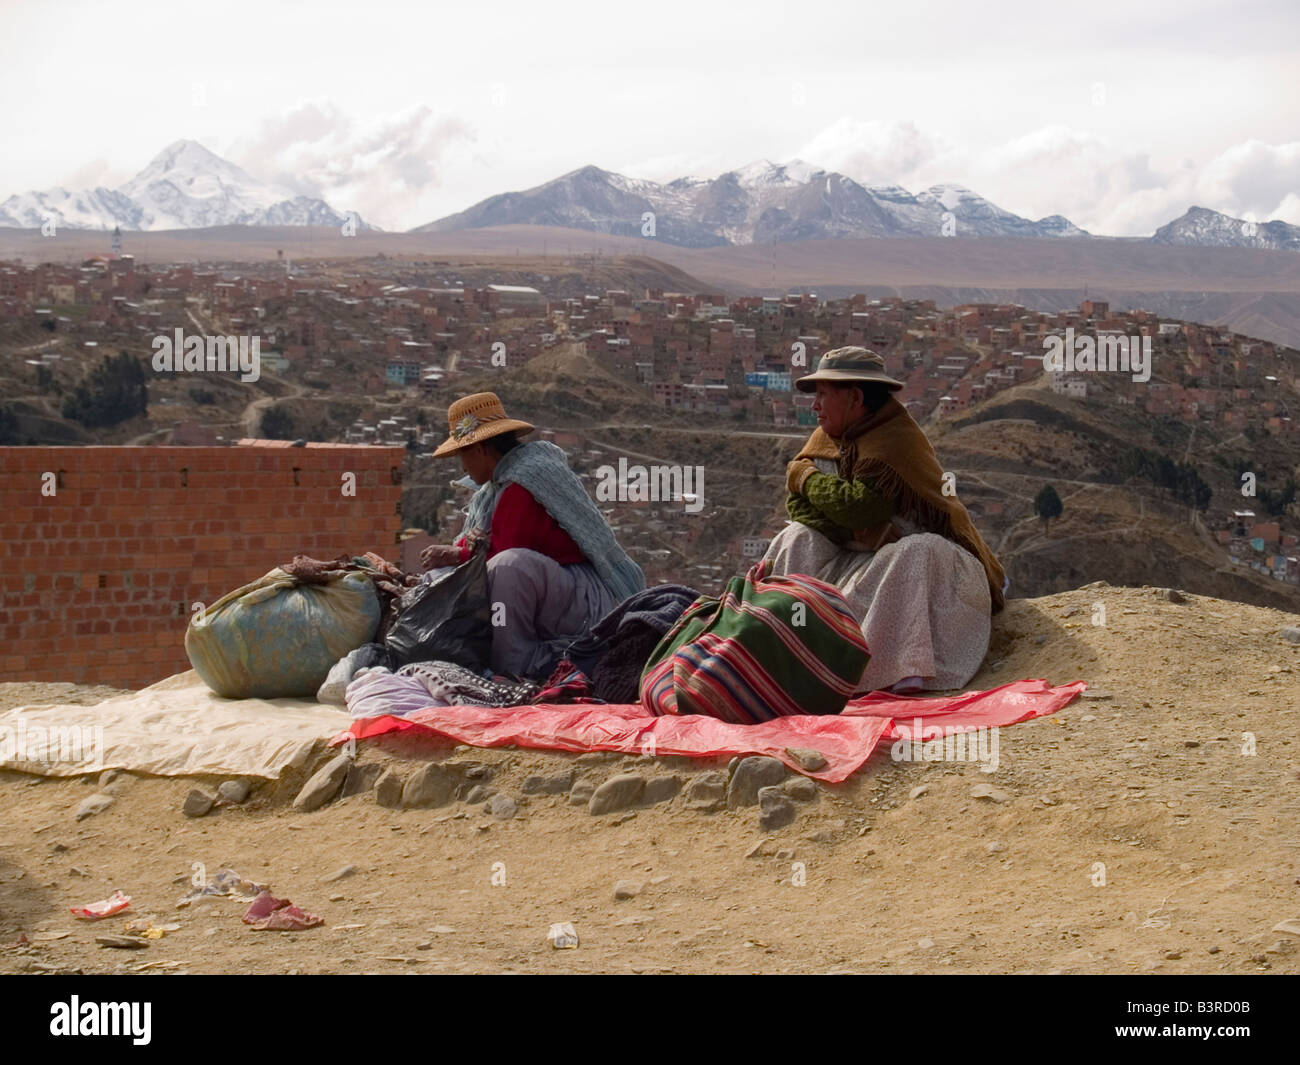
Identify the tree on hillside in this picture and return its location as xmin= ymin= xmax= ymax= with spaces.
xmin=61 ymin=351 xmax=148 ymax=428
xmin=261 ymin=406 xmax=295 ymax=440
xmin=1034 ymin=484 xmax=1063 ymax=532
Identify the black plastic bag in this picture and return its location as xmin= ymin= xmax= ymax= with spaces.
xmin=384 ymin=548 xmax=493 ymax=672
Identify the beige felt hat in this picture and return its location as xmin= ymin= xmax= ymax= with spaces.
xmin=795 ymin=346 xmax=904 ymax=392
xmin=431 ymin=392 xmax=535 ymax=457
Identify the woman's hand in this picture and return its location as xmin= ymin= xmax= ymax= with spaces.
xmin=420 ymin=544 xmax=462 ymax=570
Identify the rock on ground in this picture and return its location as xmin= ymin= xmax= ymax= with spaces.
xmin=181 ymin=788 xmax=215 ymax=818
xmin=758 ymin=787 xmax=796 ymax=831
xmin=683 ymin=772 xmax=727 ymax=812
xmin=76 ymin=792 xmax=115 ymax=821
xmin=588 ymin=774 xmax=646 ymax=815
xmin=293 ymin=753 xmax=352 ymax=812
xmin=401 ymin=763 xmax=457 ymax=809
xmin=728 ymin=757 xmax=787 ymax=808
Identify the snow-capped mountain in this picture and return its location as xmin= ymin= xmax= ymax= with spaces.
xmin=0 ymin=140 xmax=370 ymax=232
xmin=414 ymin=160 xmax=1089 ymax=246
xmin=1151 ymin=206 xmax=1300 ymax=251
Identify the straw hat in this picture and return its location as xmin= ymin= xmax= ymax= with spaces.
xmin=431 ymin=392 xmax=535 ymax=457
xmin=795 ymin=346 xmax=904 ymax=392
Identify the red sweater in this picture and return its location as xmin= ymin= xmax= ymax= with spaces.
xmin=456 ymin=483 xmax=584 ymax=565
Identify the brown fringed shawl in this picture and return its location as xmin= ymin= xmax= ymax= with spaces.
xmin=796 ymin=396 xmax=1007 ymax=612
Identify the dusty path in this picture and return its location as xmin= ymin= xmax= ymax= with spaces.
xmin=1 ymin=585 xmax=1298 ymax=975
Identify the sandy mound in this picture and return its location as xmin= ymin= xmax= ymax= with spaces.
xmin=1 ymin=583 xmax=1297 ymax=975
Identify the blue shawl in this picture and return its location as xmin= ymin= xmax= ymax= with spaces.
xmin=461 ymin=440 xmax=645 ymax=602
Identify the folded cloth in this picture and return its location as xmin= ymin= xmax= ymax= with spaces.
xmin=344 ymin=668 xmax=435 ymax=718
xmin=567 ymin=583 xmax=700 ymax=701
xmin=534 ymin=659 xmax=596 ymax=703
xmin=317 ymin=643 xmax=391 ymax=704
xmin=397 ymin=660 xmax=540 ymax=708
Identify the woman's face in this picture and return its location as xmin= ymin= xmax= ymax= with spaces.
xmin=812 ymin=382 xmax=862 ymax=437
xmin=458 ymin=443 xmax=495 ymax=485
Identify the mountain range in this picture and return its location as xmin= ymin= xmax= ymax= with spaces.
xmin=0 ymin=140 xmax=371 ymax=233
xmin=414 ymin=160 xmax=1089 ymax=246
xmin=3 ymin=142 xmax=1298 ymax=253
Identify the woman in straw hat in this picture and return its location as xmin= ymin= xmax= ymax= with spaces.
xmin=422 ymin=392 xmax=644 ymax=679
xmin=770 ymin=347 xmax=1007 ymax=694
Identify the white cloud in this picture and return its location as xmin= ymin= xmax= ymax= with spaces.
xmin=796 ymin=118 xmax=944 ymax=186
xmin=228 ymin=102 xmax=476 ymax=231
xmin=794 ymin=116 xmax=1300 ymax=236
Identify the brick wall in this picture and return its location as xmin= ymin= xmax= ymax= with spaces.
xmin=0 ymin=442 xmax=405 ymax=689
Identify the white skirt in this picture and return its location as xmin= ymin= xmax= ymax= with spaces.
xmin=763 ymin=522 xmax=992 ymax=693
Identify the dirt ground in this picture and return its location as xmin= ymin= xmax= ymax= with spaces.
xmin=2 ymin=582 xmax=1298 ymax=975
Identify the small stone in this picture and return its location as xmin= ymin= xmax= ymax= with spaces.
xmin=784 ymin=748 xmax=827 ymax=772
xmin=986 ymin=841 xmax=1005 ymax=853
xmin=522 ymin=771 xmax=573 ymax=795
xmin=775 ymin=848 xmax=795 ymax=861
xmin=1279 ymin=627 xmax=1300 ymax=644
xmin=328 ymin=893 xmax=345 ymax=902
xmin=96 ymin=935 xmax=148 ymax=950
xmin=1207 ymin=946 xmax=1221 ymax=954
xmin=322 ymin=864 xmax=357 ymax=883
xmin=374 ymin=768 xmax=404 ymax=809
xmin=918 ymin=937 xmax=935 ymax=950
xmin=1160 ymin=588 xmax=1187 ymax=604
xmin=293 ymin=753 xmax=352 ymax=812
xmin=182 ymin=787 xmax=219 ymax=818
xmin=588 ymin=774 xmax=646 ymax=815
xmin=649 ymin=874 xmax=670 ymax=885
xmin=340 ymin=764 xmax=380 ymax=799
xmin=569 ymin=778 xmax=596 ymax=806
xmin=728 ymin=757 xmax=788 ymax=809
xmin=783 ymin=777 xmax=818 ymax=802
xmin=745 ymin=839 xmax=775 ymax=859
xmin=970 ymin=783 xmax=1010 ymax=803
xmin=908 ymin=785 xmax=929 ymax=800
xmin=758 ymin=786 xmax=796 ymax=831
xmin=683 ymin=772 xmax=727 ymax=812
xmin=463 ymin=784 xmax=496 ymax=805
xmin=1271 ymin=918 xmax=1300 ymax=936
xmin=643 ymin=776 xmax=682 ymax=805
xmin=50 ymin=841 xmax=68 ymax=853
xmin=76 ymin=793 xmax=115 ymax=821
xmin=488 ymin=794 xmax=517 ymax=820
xmin=1080 ymin=691 xmax=1112 ymax=700
xmin=218 ymin=779 xmax=252 ymax=804
xmin=613 ymin=879 xmax=642 ymax=900
xmin=1081 ymin=714 xmax=1096 ymax=722
xmin=1034 ymin=634 xmax=1047 ymax=645
xmin=400 ymin=763 xmax=456 ymax=810
xmin=1164 ymin=950 xmax=1183 ymax=960
xmin=98 ymin=769 xmax=121 ymax=788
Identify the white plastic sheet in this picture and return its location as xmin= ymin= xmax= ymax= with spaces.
xmin=0 ymin=670 xmax=350 ymax=779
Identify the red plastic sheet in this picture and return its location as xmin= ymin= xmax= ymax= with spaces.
xmin=337 ymin=678 xmax=1085 ymax=783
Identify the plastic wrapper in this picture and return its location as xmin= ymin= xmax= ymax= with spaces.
xmin=384 ymin=549 xmax=492 ymax=672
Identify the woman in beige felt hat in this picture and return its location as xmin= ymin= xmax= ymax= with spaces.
xmin=421 ymin=392 xmax=644 ymax=679
xmin=767 ymin=347 xmax=1007 ymax=695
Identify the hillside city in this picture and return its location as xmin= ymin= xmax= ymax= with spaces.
xmin=1 ymin=243 xmax=1298 ymax=596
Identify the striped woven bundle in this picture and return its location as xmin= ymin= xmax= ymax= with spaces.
xmin=639 ymin=559 xmax=870 ymax=724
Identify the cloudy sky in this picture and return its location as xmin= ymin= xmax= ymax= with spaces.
xmin=2 ymin=0 xmax=1297 ymax=234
